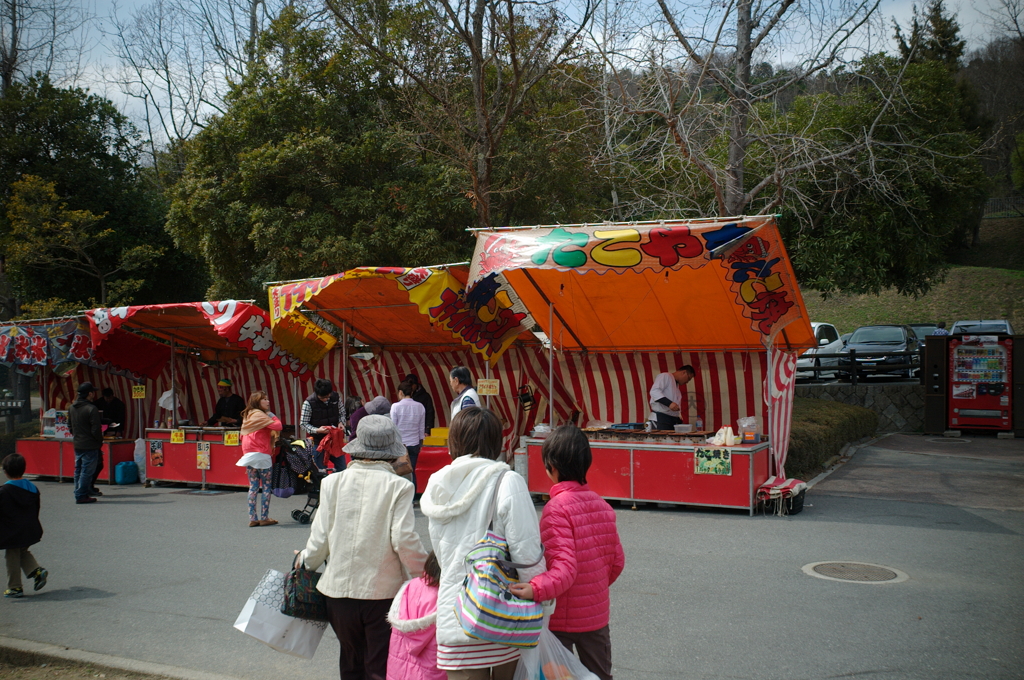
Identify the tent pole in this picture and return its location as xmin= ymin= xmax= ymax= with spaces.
xmin=485 ymin=362 xmax=491 ymax=409
xmin=548 ymin=303 xmax=554 ymax=427
xmin=170 ymin=339 xmax=177 ymax=428
xmin=342 ymin=322 xmax=348 ymax=420
xmin=39 ymin=369 xmax=47 ymax=437
xmin=766 ymin=341 xmax=774 ymax=477
xmin=293 ymin=374 xmax=300 ymax=441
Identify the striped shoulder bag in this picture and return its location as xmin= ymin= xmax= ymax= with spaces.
xmin=454 ymin=469 xmax=544 ymax=649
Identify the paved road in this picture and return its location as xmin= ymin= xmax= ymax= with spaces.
xmin=2 ymin=434 xmax=1022 ymax=680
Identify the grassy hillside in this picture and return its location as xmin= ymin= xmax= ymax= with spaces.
xmin=801 ymin=217 xmax=1024 ymax=334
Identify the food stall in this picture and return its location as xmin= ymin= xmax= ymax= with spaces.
xmin=466 ymin=216 xmax=815 ymax=513
xmin=267 ymin=265 xmax=540 ymax=490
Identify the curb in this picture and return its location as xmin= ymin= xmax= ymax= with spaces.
xmin=805 ymin=434 xmax=886 ymax=489
xmin=0 ymin=637 xmax=244 ymax=680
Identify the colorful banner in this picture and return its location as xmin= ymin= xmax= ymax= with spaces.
xmin=766 ymin=347 xmax=799 ymax=478
xmin=268 ymin=267 xmax=534 ymax=365
xmin=268 ymin=274 xmax=341 ymax=368
xmin=86 ymin=302 xmax=309 ymax=378
xmin=468 ymin=217 xmax=804 ymax=345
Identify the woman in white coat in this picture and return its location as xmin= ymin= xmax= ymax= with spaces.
xmin=297 ymin=415 xmax=428 ymax=680
xmin=420 ymin=407 xmax=546 ymax=680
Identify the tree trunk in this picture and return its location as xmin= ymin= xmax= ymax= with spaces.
xmin=1 ymin=0 xmax=20 ymax=96
xmin=724 ymin=0 xmax=753 ymax=216
xmin=469 ymin=0 xmax=492 ymax=229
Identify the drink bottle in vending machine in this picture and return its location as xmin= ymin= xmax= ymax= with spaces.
xmin=948 ymin=336 xmax=1013 ymax=430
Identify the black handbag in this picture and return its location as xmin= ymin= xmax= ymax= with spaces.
xmin=281 ymin=564 xmax=328 ymax=622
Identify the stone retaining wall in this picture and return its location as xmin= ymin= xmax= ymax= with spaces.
xmin=795 ymin=382 xmax=925 ymax=432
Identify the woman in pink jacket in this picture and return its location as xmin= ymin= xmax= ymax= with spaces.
xmin=386 ymin=552 xmax=445 ymax=680
xmin=236 ymin=391 xmax=282 ymax=527
xmin=511 ymin=425 xmax=625 ymax=680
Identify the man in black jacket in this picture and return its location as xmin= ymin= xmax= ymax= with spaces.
xmin=404 ymin=373 xmax=435 ymax=435
xmin=68 ymin=382 xmax=103 ymax=504
xmin=206 ymin=378 xmax=246 ymax=426
xmin=300 ymin=379 xmax=346 ymax=470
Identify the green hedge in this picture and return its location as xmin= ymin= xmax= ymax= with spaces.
xmin=0 ymin=420 xmax=42 ymax=459
xmin=786 ymin=398 xmax=877 ymax=480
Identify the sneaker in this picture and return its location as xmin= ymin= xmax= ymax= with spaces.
xmin=29 ymin=568 xmax=47 ymax=591
xmin=3 ymin=587 xmax=23 ymax=598
xmin=75 ymin=497 xmax=98 ymax=504
xmin=90 ymin=489 xmax=103 ymax=496
xmin=258 ymin=518 xmax=279 ymax=526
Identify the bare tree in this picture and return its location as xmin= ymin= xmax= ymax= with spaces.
xmin=326 ymin=0 xmax=595 ymax=229
xmin=595 ymin=0 xmax=907 ymax=218
xmin=982 ymin=0 xmax=1023 ymax=41
xmin=0 ymin=0 xmax=92 ymax=95
xmin=106 ymin=0 xmax=308 ymax=174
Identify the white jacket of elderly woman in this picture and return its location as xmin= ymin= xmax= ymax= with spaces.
xmin=420 ymin=407 xmax=548 ymax=672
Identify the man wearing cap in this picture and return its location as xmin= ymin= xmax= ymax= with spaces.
xmin=404 ymin=373 xmax=435 ymax=435
xmin=206 ymin=379 xmax=246 ymax=427
xmin=68 ymin=382 xmax=103 ymax=504
xmin=649 ymin=365 xmax=696 ymax=431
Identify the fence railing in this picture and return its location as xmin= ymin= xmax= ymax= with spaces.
xmin=798 ymin=349 xmax=922 ymax=386
xmin=983 ymin=197 xmax=1024 ymax=218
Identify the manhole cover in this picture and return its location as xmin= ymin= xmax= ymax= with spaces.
xmin=926 ymin=438 xmax=970 ymax=444
xmin=802 ymin=561 xmax=908 ymax=584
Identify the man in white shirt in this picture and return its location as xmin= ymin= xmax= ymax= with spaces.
xmin=391 ymin=380 xmax=426 ymax=490
xmin=649 ymin=365 xmax=695 ymax=431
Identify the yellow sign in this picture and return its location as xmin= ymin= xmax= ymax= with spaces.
xmin=131 ymin=385 xmax=146 ymax=399
xmin=477 ymin=378 xmax=500 ymax=396
xmin=196 ymin=441 xmax=211 ymax=470
xmin=170 ymin=429 xmax=186 ymax=444
xmin=224 ymin=431 xmax=240 ymax=446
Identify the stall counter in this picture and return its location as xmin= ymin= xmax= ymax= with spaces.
xmin=17 ymin=437 xmax=136 ymax=485
xmin=523 ymin=436 xmax=770 ymax=515
xmin=145 ymin=428 xmax=249 ymax=487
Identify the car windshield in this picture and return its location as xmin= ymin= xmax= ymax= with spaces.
xmin=849 ymin=327 xmax=905 ymax=343
xmin=912 ymin=324 xmax=937 ymax=336
xmin=954 ymin=322 xmax=1009 ymax=334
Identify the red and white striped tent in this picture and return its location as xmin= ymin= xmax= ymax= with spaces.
xmin=466 ymin=216 xmax=815 ymax=476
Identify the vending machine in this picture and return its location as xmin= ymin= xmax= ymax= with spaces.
xmin=948 ymin=336 xmax=1013 ymax=431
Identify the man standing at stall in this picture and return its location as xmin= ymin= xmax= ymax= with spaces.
xmin=404 ymin=373 xmax=435 ymax=435
xmin=206 ymin=379 xmax=246 ymax=426
xmin=649 ymin=365 xmax=696 ymax=431
xmin=68 ymin=382 xmax=102 ymax=504
xmin=448 ymin=366 xmax=481 ymax=421
xmin=301 ymin=378 xmax=345 ymax=470
xmin=100 ymin=388 xmax=126 ymax=438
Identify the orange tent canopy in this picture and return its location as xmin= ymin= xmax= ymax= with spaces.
xmin=468 ymin=216 xmax=816 ymax=353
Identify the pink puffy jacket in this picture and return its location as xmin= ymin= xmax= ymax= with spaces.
xmin=386 ymin=577 xmax=445 ymax=680
xmin=529 ymin=481 xmax=625 ymax=633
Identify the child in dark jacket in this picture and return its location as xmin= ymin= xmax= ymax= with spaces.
xmin=510 ymin=425 xmax=625 ymax=680
xmin=1 ymin=453 xmax=48 ymax=598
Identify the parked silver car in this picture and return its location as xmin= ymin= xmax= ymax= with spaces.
xmin=796 ymin=322 xmax=845 ymax=380
xmin=950 ymin=319 xmax=1015 ymax=335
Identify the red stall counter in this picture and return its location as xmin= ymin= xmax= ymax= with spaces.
xmin=524 ymin=436 xmax=770 ymax=515
xmin=146 ymin=428 xmax=249 ymax=487
xmin=415 ymin=445 xmax=451 ymax=494
xmin=18 ymin=437 xmax=137 ymax=485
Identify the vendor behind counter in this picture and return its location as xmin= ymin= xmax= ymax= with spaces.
xmin=207 ymin=378 xmax=246 ymax=426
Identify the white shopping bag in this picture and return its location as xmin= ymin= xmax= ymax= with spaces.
xmin=233 ymin=568 xmax=328 ymax=659
xmin=513 ymin=628 xmax=599 ymax=680
xmin=133 ymin=438 xmax=147 ymax=485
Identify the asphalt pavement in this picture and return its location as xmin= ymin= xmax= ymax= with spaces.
xmin=2 ymin=433 xmax=1022 ymax=680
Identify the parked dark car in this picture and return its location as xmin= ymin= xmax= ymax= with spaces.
xmin=838 ymin=325 xmax=924 ymax=378
xmin=909 ymin=322 xmax=939 ymax=338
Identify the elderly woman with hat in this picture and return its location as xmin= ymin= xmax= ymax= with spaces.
xmin=296 ymin=414 xmax=427 ymax=680
xmin=348 ymin=395 xmax=391 ymax=440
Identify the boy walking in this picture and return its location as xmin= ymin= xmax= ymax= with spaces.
xmin=1 ymin=453 xmax=48 ymax=598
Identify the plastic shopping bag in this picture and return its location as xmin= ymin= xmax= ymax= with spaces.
xmin=512 ymin=628 xmax=600 ymax=680
xmin=233 ymin=568 xmax=328 ymax=659
xmin=133 ymin=438 xmax=147 ymax=485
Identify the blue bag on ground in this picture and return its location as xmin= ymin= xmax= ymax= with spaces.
xmin=115 ymin=461 xmax=139 ymax=484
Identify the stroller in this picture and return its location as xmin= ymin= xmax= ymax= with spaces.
xmin=272 ymin=440 xmax=325 ymax=524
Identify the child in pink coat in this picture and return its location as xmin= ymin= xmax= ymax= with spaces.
xmin=511 ymin=425 xmax=626 ymax=680
xmin=386 ymin=552 xmax=445 ymax=680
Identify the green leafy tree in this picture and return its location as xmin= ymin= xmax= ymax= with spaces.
xmin=895 ymin=0 xmax=967 ymax=69
xmin=166 ymin=8 xmax=476 ymax=300
xmin=5 ymin=175 xmax=164 ymax=308
xmin=0 ymin=76 xmax=207 ymax=312
xmin=778 ymin=56 xmax=988 ymax=296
